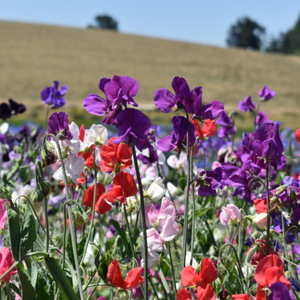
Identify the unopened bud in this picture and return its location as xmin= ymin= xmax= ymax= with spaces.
xmin=31 ymin=188 xmax=44 ymax=203
xmin=41 ymin=141 xmax=58 ymax=167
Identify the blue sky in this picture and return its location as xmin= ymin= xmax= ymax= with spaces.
xmin=1 ymin=1 xmax=300 ymax=47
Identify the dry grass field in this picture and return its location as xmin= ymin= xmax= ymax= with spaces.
xmin=1 ymin=21 xmax=300 ymax=128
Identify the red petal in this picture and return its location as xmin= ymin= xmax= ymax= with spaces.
xmin=181 ymin=265 xmax=198 ymax=287
xmin=197 ymin=258 xmax=218 ymax=287
xmin=107 ymin=260 xmax=127 ymax=289
xmin=265 ymin=267 xmax=290 ymax=288
xmin=176 ymin=288 xmax=192 ymax=300
xmin=196 ymin=284 xmax=215 ymax=300
xmin=254 ymin=199 xmax=268 ymax=214
xmin=201 ymin=120 xmax=217 ymax=138
xmin=79 ymin=124 xmax=85 ymax=142
xmin=232 ymin=294 xmax=252 ymax=300
xmin=113 ymin=172 xmax=137 ymax=198
xmin=295 ymin=129 xmax=300 ymax=144
xmin=254 ymin=254 xmax=283 ymax=287
xmin=124 ymin=267 xmax=144 ymax=289
xmin=82 ymin=183 xmax=105 ymax=208
xmin=95 ymin=195 xmax=112 ymax=214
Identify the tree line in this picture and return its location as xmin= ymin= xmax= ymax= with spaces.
xmin=226 ymin=15 xmax=300 ymax=54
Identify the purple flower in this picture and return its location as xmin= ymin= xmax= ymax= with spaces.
xmin=83 ymin=94 xmax=110 ymax=116
xmin=269 ymin=282 xmax=295 ymax=300
xmin=48 ymin=112 xmax=73 ymax=140
xmin=254 ymin=111 xmax=271 ymax=126
xmin=113 ymin=108 xmax=151 ymax=151
xmin=216 ymin=111 xmax=237 ymax=138
xmin=157 ymin=116 xmax=195 ymax=152
xmin=222 ymin=163 xmax=249 ymax=187
xmin=154 ymin=77 xmax=223 ymax=118
xmin=251 ymin=122 xmax=283 ymax=165
xmin=238 ymin=95 xmax=256 ymax=112
xmin=104 ymin=75 xmax=139 ymax=107
xmin=258 ymin=85 xmax=275 ymax=101
xmin=0 ymin=103 xmax=11 ymax=120
xmin=41 ymin=81 xmax=67 ymax=108
xmin=197 ymin=167 xmax=222 ymax=197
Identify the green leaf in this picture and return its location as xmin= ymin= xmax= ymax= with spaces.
xmin=17 ymin=262 xmax=37 ymax=300
xmin=44 ymin=256 xmax=80 ymax=300
xmin=110 ymin=219 xmax=130 ymax=255
xmin=5 ymin=203 xmax=20 ymax=261
xmin=19 ymin=166 xmax=30 ymax=183
xmin=178 ymin=207 xmax=211 ymax=224
xmin=159 ymin=268 xmax=171 ymax=295
xmin=196 ymin=231 xmax=211 ymax=254
xmin=66 ymin=233 xmax=75 ymax=269
xmin=36 ymin=270 xmax=55 ymax=300
xmin=20 ymin=204 xmax=37 ymax=257
xmin=78 ymin=235 xmax=87 ymax=264
xmin=97 ymin=252 xmax=111 ymax=282
xmin=29 ymin=146 xmax=39 ymax=163
xmin=25 ymin=258 xmax=38 ymax=289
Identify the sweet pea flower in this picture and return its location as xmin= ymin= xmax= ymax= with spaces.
xmin=146 ymin=177 xmax=166 ymax=201
xmin=247 ymin=239 xmax=276 ymax=266
xmin=197 ymin=168 xmax=222 ymax=197
xmin=113 ymin=108 xmax=151 ymax=151
xmin=41 ymin=80 xmax=67 ymax=108
xmin=0 ymin=199 xmax=9 ymax=231
xmin=238 ymin=95 xmax=256 ymax=112
xmin=107 ymin=260 xmax=144 ymax=290
xmin=191 ymin=119 xmax=217 ymax=139
xmin=181 ymin=258 xmax=218 ymax=289
xmin=0 ymin=247 xmax=17 ymax=283
xmin=220 ymin=204 xmax=241 ymax=226
xmin=252 ymin=213 xmax=268 ymax=230
xmin=258 ymin=85 xmax=275 ymax=102
xmin=231 ymin=295 xmax=251 ymax=300
xmin=177 ymin=285 xmax=215 ymax=300
xmin=269 ymin=282 xmax=296 ymax=300
xmin=11 ymin=184 xmax=33 ymax=203
xmin=53 ymin=154 xmax=85 ymax=185
xmin=48 ymin=112 xmax=73 ymax=140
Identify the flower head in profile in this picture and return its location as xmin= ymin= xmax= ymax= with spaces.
xmin=258 ymin=85 xmax=275 ymax=102
xmin=107 ymin=260 xmax=144 ymax=290
xmin=41 ymin=80 xmax=67 ymax=108
xmin=238 ymin=95 xmax=256 ymax=112
xmin=48 ymin=112 xmax=73 ymax=140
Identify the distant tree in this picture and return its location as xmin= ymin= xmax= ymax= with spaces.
xmin=226 ymin=17 xmax=266 ymax=50
xmin=88 ymin=14 xmax=118 ymax=31
xmin=286 ymin=14 xmax=300 ymax=54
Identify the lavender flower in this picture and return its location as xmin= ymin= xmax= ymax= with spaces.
xmin=41 ymin=80 xmax=67 ymax=108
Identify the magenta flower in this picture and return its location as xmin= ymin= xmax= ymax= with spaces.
xmin=238 ymin=95 xmax=256 ymax=112
xmin=0 ymin=199 xmax=9 ymax=231
xmin=113 ymin=108 xmax=151 ymax=151
xmin=258 ymin=85 xmax=275 ymax=101
xmin=41 ymin=80 xmax=67 ymax=108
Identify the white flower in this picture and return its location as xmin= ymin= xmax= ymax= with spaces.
xmin=12 ymin=185 xmax=33 ymax=203
xmin=147 ymin=177 xmax=166 ymax=201
xmin=53 ymin=154 xmax=85 ymax=184
xmin=0 ymin=123 xmax=9 ymax=135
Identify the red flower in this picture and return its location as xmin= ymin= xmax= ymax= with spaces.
xmin=107 ymin=260 xmax=144 ymax=290
xmin=0 ymin=248 xmax=17 ymax=283
xmin=101 ymin=172 xmax=138 ymax=205
xmin=246 ymin=239 xmax=276 ymax=265
xmin=254 ymin=254 xmax=290 ymax=300
xmin=295 ymin=128 xmax=300 ymax=144
xmin=254 ymin=199 xmax=268 ymax=214
xmin=191 ymin=119 xmax=217 ymax=139
xmin=181 ymin=258 xmax=218 ymax=289
xmin=232 ymin=295 xmax=251 ymax=300
xmin=82 ymin=183 xmax=112 ymax=214
xmin=176 ymin=285 xmax=215 ymax=300
xmin=100 ymin=137 xmax=132 ymax=173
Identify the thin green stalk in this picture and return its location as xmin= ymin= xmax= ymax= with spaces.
xmin=265 ymin=162 xmax=271 ymax=254
xmin=182 ymin=108 xmax=191 ymax=270
xmin=167 ymin=243 xmax=177 ymax=294
xmin=123 ymin=204 xmax=136 ymax=262
xmin=132 ymin=146 xmax=148 ymax=300
xmin=44 ymin=195 xmax=49 ymax=252
xmin=149 ymin=276 xmax=160 ymax=300
xmin=80 ymin=150 xmax=98 ymax=267
xmin=190 ymin=145 xmax=195 ymax=265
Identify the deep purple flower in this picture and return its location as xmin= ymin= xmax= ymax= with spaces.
xmin=8 ymin=99 xmax=26 ymax=114
xmin=238 ymin=95 xmax=256 ymax=112
xmin=41 ymin=80 xmax=67 ymax=108
xmin=0 ymin=103 xmax=11 ymax=120
xmin=154 ymin=77 xmax=223 ymax=118
xmin=197 ymin=167 xmax=222 ymax=196
xmin=137 ymin=143 xmax=158 ymax=164
xmin=48 ymin=112 xmax=73 ymax=140
xmin=222 ymin=163 xmax=249 ymax=187
xmin=216 ymin=111 xmax=237 ymax=138
xmin=104 ymin=75 xmax=139 ymax=107
xmin=113 ymin=108 xmax=151 ymax=151
xmin=157 ymin=116 xmax=195 ymax=152
xmin=258 ymin=85 xmax=276 ymax=101
xmin=269 ymin=282 xmax=295 ymax=300
xmin=251 ymin=122 xmax=283 ymax=165
xmin=83 ymin=94 xmax=110 ymax=116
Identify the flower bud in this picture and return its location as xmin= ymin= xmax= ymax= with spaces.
xmin=31 ymin=188 xmax=44 ymax=203
xmin=253 ymin=213 xmax=269 ymax=230
xmin=72 ymin=206 xmax=90 ymax=226
xmin=41 ymin=140 xmax=58 ymax=167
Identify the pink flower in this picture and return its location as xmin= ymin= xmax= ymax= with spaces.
xmin=0 ymin=199 xmax=9 ymax=231
xmin=220 ymin=204 xmax=241 ymax=226
xmin=0 ymin=248 xmax=17 ymax=283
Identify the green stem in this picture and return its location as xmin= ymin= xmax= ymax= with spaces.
xmin=132 ymin=146 xmax=148 ymax=300
xmin=123 ymin=204 xmax=136 ymax=262
xmin=167 ymin=243 xmax=177 ymax=294
xmin=80 ymin=150 xmax=98 ymax=267
xmin=182 ymin=108 xmax=191 ymax=270
xmin=190 ymin=145 xmax=195 ymax=265
xmin=44 ymin=195 xmax=49 ymax=253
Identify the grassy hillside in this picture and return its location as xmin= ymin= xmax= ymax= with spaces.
xmin=1 ymin=21 xmax=300 ymax=128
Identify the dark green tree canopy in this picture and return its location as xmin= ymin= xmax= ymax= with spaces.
xmin=88 ymin=14 xmax=118 ymax=31
xmin=226 ymin=17 xmax=266 ymax=50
